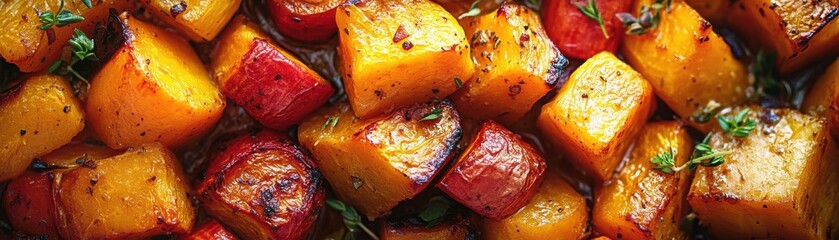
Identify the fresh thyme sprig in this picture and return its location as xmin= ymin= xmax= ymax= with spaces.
xmin=752 ymin=50 xmax=791 ymax=99
xmin=717 ymin=109 xmax=757 ymax=138
xmin=420 ymin=108 xmax=443 ymax=121
xmin=615 ymin=0 xmax=671 ymax=35
xmin=459 ymin=0 xmax=482 ymax=19
xmin=650 ymin=134 xmax=732 ymax=173
xmin=326 ymin=199 xmax=379 ymax=240
xmin=322 ymin=115 xmax=340 ymax=130
xmin=48 ymin=28 xmax=97 ymax=86
xmin=574 ymin=0 xmax=610 ymax=39
xmin=39 ymin=0 xmax=91 ymax=30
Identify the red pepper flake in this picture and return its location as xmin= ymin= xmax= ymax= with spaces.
xmin=519 ymin=33 xmax=530 ymax=42
xmin=402 ymin=41 xmax=414 ymax=50
xmin=393 ymin=24 xmax=410 ymax=43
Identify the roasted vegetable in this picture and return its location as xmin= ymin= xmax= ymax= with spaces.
xmin=721 ymin=0 xmax=839 ymax=74
xmin=268 ymin=0 xmax=343 ymax=41
xmin=688 ymin=107 xmax=839 ymax=239
xmin=198 ymin=130 xmax=324 ymax=240
xmin=481 ymin=172 xmax=588 ymax=240
xmin=0 ymin=74 xmax=84 ymax=182
xmin=452 ymin=2 xmax=566 ymax=125
xmin=623 ymin=1 xmax=749 ymax=132
xmin=593 ymin=122 xmax=692 ymax=240
xmin=58 ymin=143 xmax=195 ymax=239
xmin=139 ymin=0 xmax=241 ymax=41
xmin=438 ymin=120 xmax=546 ymax=220
xmin=684 ymin=0 xmax=727 ymax=23
xmin=86 ymin=12 xmax=225 ymax=150
xmin=336 ymin=0 xmax=474 ymax=117
xmin=299 ymin=101 xmax=461 ymax=219
xmin=212 ymin=15 xmax=333 ymax=130
xmin=178 ymin=220 xmax=239 ymax=240
xmin=537 ymin=51 xmax=654 ymax=182
xmin=540 ymin=0 xmax=631 ymax=59
xmin=0 ymin=0 xmax=131 ymax=72
xmin=379 ymin=211 xmax=477 ymax=240
xmin=802 ymin=57 xmax=839 ymax=138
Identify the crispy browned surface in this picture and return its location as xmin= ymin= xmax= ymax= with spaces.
xmin=380 ymin=211 xmax=477 ymax=240
xmin=178 ymin=220 xmax=239 ymax=240
xmin=140 ymin=0 xmax=241 ymax=41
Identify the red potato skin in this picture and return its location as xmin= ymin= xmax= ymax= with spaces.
xmin=3 ymin=172 xmax=60 ymax=239
xmin=225 ymin=39 xmax=334 ymax=130
xmin=197 ymin=131 xmax=324 ymax=240
xmin=179 ymin=220 xmax=239 ymax=240
xmin=268 ymin=0 xmax=343 ymax=42
xmin=437 ymin=121 xmax=546 ymax=220
xmin=541 ymin=0 xmax=631 ymax=59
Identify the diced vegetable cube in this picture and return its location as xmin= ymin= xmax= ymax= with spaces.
xmin=178 ymin=220 xmax=239 ymax=240
xmin=802 ymin=57 xmax=839 ymax=138
xmin=140 ymin=0 xmax=241 ymax=41
xmin=540 ymin=0 xmax=631 ymax=59
xmin=268 ymin=0 xmax=343 ymax=41
xmin=380 ymin=210 xmax=477 ymax=240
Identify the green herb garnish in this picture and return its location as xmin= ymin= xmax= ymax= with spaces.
xmin=326 ymin=199 xmax=379 ymax=240
xmin=48 ymin=28 xmax=97 ymax=86
xmin=616 ymin=0 xmax=671 ymax=35
xmin=752 ymin=50 xmax=791 ymax=99
xmin=651 ymin=134 xmax=732 ymax=173
xmin=458 ymin=0 xmax=482 ymax=19
xmin=574 ymin=0 xmax=609 ymax=39
xmin=717 ymin=109 xmax=757 ymax=138
xmin=322 ymin=116 xmax=340 ymax=130
xmin=418 ymin=196 xmax=450 ymax=227
xmin=420 ymin=108 xmax=443 ymax=121
xmin=454 ymin=77 xmax=463 ymax=88
xmin=39 ymin=0 xmax=91 ymax=30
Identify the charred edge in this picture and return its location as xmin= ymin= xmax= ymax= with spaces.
xmin=0 ymin=81 xmax=23 ymax=104
xmin=796 ymin=8 xmax=839 ymax=48
xmin=413 ymin=101 xmax=462 ymax=187
xmin=546 ymin=52 xmax=569 ymax=86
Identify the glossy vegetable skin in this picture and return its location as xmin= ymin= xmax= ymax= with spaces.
xmin=481 ymin=172 xmax=589 ymax=240
xmin=59 ymin=143 xmax=195 ymax=239
xmin=537 ymin=52 xmax=655 ymax=182
xmin=212 ymin=15 xmax=334 ymax=130
xmin=593 ymin=122 xmax=692 ymax=240
xmin=623 ymin=1 xmax=749 ymax=132
xmin=802 ymin=57 xmax=839 ymax=138
xmin=452 ymin=2 xmax=566 ymax=125
xmin=0 ymin=0 xmax=131 ymax=72
xmin=0 ymin=74 xmax=85 ymax=182
xmin=540 ymin=0 xmax=630 ymax=59
xmin=268 ymin=0 xmax=343 ymax=41
xmin=178 ymin=220 xmax=239 ymax=240
xmin=380 ymin=212 xmax=477 ymax=240
xmin=197 ymin=130 xmax=324 ymax=240
xmin=337 ymin=0 xmax=474 ymax=118
xmin=688 ymin=107 xmax=839 ymax=239
xmin=438 ymin=120 xmax=546 ymax=220
xmin=140 ymin=0 xmax=242 ymax=41
xmin=298 ymin=101 xmax=461 ymax=219
xmin=86 ymin=12 xmax=225 ymax=150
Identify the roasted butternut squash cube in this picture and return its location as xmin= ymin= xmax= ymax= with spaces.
xmin=212 ymin=15 xmax=334 ymax=130
xmin=537 ymin=52 xmax=654 ymax=182
xmin=722 ymin=0 xmax=839 ymax=74
xmin=198 ymin=131 xmax=324 ymax=240
xmin=0 ymin=0 xmax=131 ymax=72
xmin=684 ymin=0 xmax=727 ymax=23
xmin=451 ymin=2 xmax=566 ymax=125
xmin=140 ymin=0 xmax=241 ymax=41
xmin=481 ymin=172 xmax=588 ymax=240
xmin=438 ymin=120 xmax=546 ymax=220
xmin=337 ymin=0 xmax=474 ymax=118
xmin=298 ymin=101 xmax=461 ymax=219
xmin=268 ymin=0 xmax=343 ymax=42
xmin=0 ymin=74 xmax=84 ymax=181
xmin=593 ymin=122 xmax=692 ymax=240
xmin=541 ymin=0 xmax=631 ymax=59
xmin=3 ymin=143 xmax=118 ymax=239
xmin=688 ymin=107 xmax=839 ymax=239
xmin=178 ymin=220 xmax=239 ymax=240
xmin=380 ymin=211 xmax=477 ymax=240
xmin=802 ymin=57 xmax=839 ymax=138
xmin=623 ymin=1 xmax=749 ymax=132
xmin=58 ymin=143 xmax=195 ymax=239
xmin=86 ymin=13 xmax=225 ymax=150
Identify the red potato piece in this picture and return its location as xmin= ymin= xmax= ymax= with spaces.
xmin=268 ymin=0 xmax=344 ymax=42
xmin=198 ymin=130 xmax=324 ymax=240
xmin=213 ymin=16 xmax=334 ymax=130
xmin=4 ymin=172 xmax=59 ymax=239
xmin=438 ymin=120 xmax=546 ymax=220
xmin=179 ymin=220 xmax=239 ymax=240
xmin=541 ymin=0 xmax=631 ymax=59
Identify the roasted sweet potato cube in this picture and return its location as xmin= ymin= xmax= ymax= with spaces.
xmin=451 ymin=2 xmax=567 ymax=124
xmin=540 ymin=0 xmax=631 ymax=59
xmin=3 ymin=143 xmax=118 ymax=239
xmin=0 ymin=74 xmax=85 ymax=181
xmin=140 ymin=0 xmax=241 ymax=41
xmin=58 ymin=143 xmax=195 ymax=239
xmin=212 ymin=15 xmax=334 ymax=130
xmin=178 ymin=220 xmax=239 ymax=240
xmin=380 ymin=211 xmax=477 ymax=240
xmin=198 ymin=131 xmax=324 ymax=240
xmin=0 ymin=0 xmax=131 ymax=72
xmin=298 ymin=101 xmax=461 ymax=219
xmin=721 ymin=0 xmax=839 ymax=74
xmin=337 ymin=0 xmax=474 ymax=117
xmin=438 ymin=120 xmax=546 ymax=220
xmin=481 ymin=172 xmax=588 ymax=240
xmin=268 ymin=0 xmax=343 ymax=42
xmin=802 ymin=57 xmax=839 ymax=138
xmin=593 ymin=122 xmax=692 ymax=240
xmin=623 ymin=1 xmax=749 ymax=133
xmin=684 ymin=0 xmax=727 ymax=23
xmin=688 ymin=107 xmax=839 ymax=239
xmin=86 ymin=13 xmax=225 ymax=150
xmin=537 ymin=52 xmax=654 ymax=182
